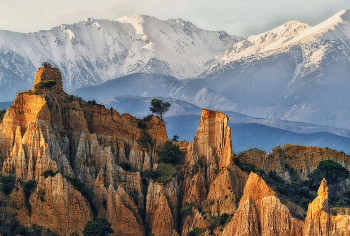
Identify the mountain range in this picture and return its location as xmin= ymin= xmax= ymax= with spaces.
xmin=1 ymin=10 xmax=350 ymax=131
xmin=0 ymin=15 xmax=240 ymax=100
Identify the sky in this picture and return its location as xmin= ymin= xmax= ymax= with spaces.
xmin=0 ymin=0 xmax=350 ymax=36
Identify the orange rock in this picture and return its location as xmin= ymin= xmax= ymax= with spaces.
xmin=30 ymin=174 xmax=92 ymax=235
xmin=304 ymin=178 xmax=350 ymax=235
xmin=0 ymin=66 xmax=168 ymax=235
xmin=222 ymin=172 xmax=304 ymax=236
xmin=33 ymin=67 xmax=63 ymax=92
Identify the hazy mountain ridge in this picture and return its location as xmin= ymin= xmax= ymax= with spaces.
xmin=98 ymin=95 xmax=350 ymax=153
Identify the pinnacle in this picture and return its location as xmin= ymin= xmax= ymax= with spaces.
xmin=33 ymin=66 xmax=64 ymax=92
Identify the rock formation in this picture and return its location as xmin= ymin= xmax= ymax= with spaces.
xmin=0 ymin=67 xmax=169 ymax=235
xmin=304 ymin=178 xmax=350 ymax=235
xmin=236 ymin=145 xmax=350 ymax=181
xmin=1 ymin=66 xmax=350 ymax=235
xmin=180 ymin=109 xmax=248 ymax=235
xmin=222 ymin=172 xmax=304 ymax=236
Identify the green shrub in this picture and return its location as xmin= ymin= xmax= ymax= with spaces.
xmin=87 ymin=100 xmax=97 ymax=105
xmin=34 ymin=80 xmax=57 ymax=90
xmin=143 ymin=114 xmax=154 ymax=122
xmin=0 ymin=109 xmax=6 ymax=121
xmin=188 ymin=228 xmax=200 ymax=236
xmin=141 ymin=164 xmax=177 ymax=184
xmin=300 ymin=197 xmax=311 ymax=209
xmin=83 ymin=217 xmax=113 ymax=236
xmin=234 ymin=158 xmax=265 ymax=175
xmin=42 ymin=170 xmax=59 ymax=178
xmin=141 ymin=169 xmax=159 ymax=179
xmin=155 ymin=163 xmax=177 ymax=183
xmin=298 ymin=186 xmax=310 ymax=198
xmin=129 ymin=189 xmax=139 ymax=205
xmin=308 ymin=160 xmax=349 ymax=190
xmin=157 ymin=141 xmax=184 ymax=165
xmin=43 ymin=229 xmax=59 ymax=236
xmin=333 ymin=198 xmax=350 ymax=207
xmin=138 ymin=132 xmax=153 ymax=148
xmin=180 ymin=202 xmax=196 ymax=217
xmin=172 ymin=135 xmax=179 ymax=142
xmin=137 ymin=120 xmax=147 ymax=129
xmin=219 ymin=213 xmax=229 ymax=225
xmin=0 ymin=175 xmax=16 ymax=195
xmin=120 ymin=162 xmax=132 ymax=171
xmin=20 ymin=180 xmax=37 ymax=214
xmin=208 ymin=215 xmax=220 ymax=233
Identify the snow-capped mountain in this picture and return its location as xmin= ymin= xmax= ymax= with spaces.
xmin=0 ymin=15 xmax=241 ymax=101
xmin=1 ymin=10 xmax=350 ymax=131
xmin=200 ymin=9 xmax=350 ymax=130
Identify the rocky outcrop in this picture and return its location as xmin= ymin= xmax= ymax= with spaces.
xmin=105 ymin=185 xmax=144 ymax=236
xmin=222 ymin=172 xmax=304 ymax=236
xmin=237 ymin=145 xmax=350 ymax=181
xmin=33 ymin=67 xmax=64 ymax=92
xmin=2 ymin=66 xmax=350 ymax=235
xmin=304 ymin=178 xmax=350 ymax=235
xmin=182 ymin=109 xmax=237 ymax=206
xmin=30 ymin=174 xmax=92 ymax=235
xmin=146 ymin=179 xmax=179 ymax=236
xmin=0 ymin=67 xmax=168 ymax=235
xmin=180 ymin=109 xmax=248 ymax=235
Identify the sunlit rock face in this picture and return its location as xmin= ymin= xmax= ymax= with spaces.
xmin=2 ymin=67 xmax=350 ymax=235
xmin=0 ymin=67 xmax=168 ymax=235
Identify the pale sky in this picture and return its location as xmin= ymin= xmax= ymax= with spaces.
xmin=0 ymin=0 xmax=350 ymax=36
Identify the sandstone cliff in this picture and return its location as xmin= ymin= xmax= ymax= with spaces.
xmin=180 ymin=109 xmax=248 ymax=235
xmin=236 ymin=145 xmax=350 ymax=181
xmin=222 ymin=172 xmax=304 ymax=236
xmin=1 ymin=67 xmax=350 ymax=236
xmin=304 ymin=178 xmax=350 ymax=235
xmin=0 ymin=67 xmax=169 ymax=235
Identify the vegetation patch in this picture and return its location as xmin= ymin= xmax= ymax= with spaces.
xmin=119 ymin=162 xmax=133 ymax=172
xmin=129 ymin=189 xmax=139 ymax=205
xmin=0 ymin=217 xmax=49 ymax=236
xmin=34 ymin=80 xmax=57 ymax=90
xmin=138 ymin=131 xmax=153 ymax=148
xmin=188 ymin=228 xmax=200 ymax=236
xmin=0 ymin=175 xmax=16 ymax=195
xmin=137 ymin=120 xmax=147 ymax=129
xmin=180 ymin=202 xmax=196 ymax=217
xmin=0 ymin=109 xmax=6 ymax=121
xmin=42 ymin=170 xmax=59 ymax=178
xmin=143 ymin=114 xmax=154 ymax=122
xmin=154 ymin=163 xmax=177 ymax=183
xmin=83 ymin=217 xmax=113 ymax=236
xmin=141 ymin=163 xmax=177 ymax=184
xmin=19 ymin=180 xmax=37 ymax=214
xmin=157 ymin=141 xmax=184 ymax=165
xmin=236 ymin=158 xmax=350 ymax=213
xmin=87 ymin=100 xmax=97 ymax=105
